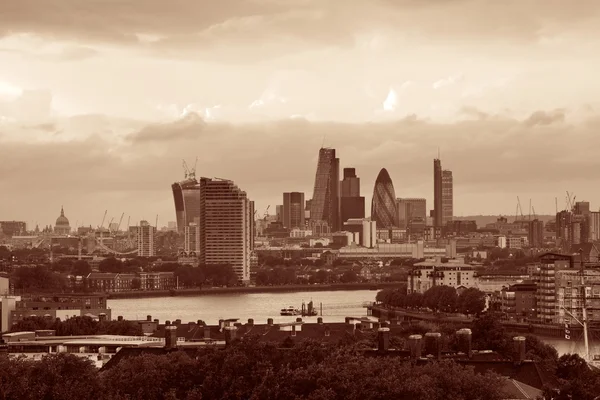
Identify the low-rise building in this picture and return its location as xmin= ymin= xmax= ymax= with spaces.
xmin=499 ymin=283 xmax=537 ymax=322
xmin=407 ymin=258 xmax=476 ymax=294
xmin=10 ymin=294 xmax=111 ymax=326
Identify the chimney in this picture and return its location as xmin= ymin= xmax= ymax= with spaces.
xmin=175 ymin=319 xmax=182 ymax=325
xmin=98 ymin=313 xmax=107 ymax=322
xmin=456 ymin=329 xmax=472 ymax=359
xmin=165 ymin=320 xmax=171 ymax=325
xmin=317 ymin=317 xmax=323 ymax=324
xmin=117 ymin=316 xmax=123 ymax=322
xmin=197 ymin=320 xmax=203 ymax=325
xmin=424 ymin=332 xmax=442 ymax=359
xmin=513 ymin=336 xmax=526 ymax=364
xmin=267 ymin=318 xmax=273 ymax=326
xmin=146 ymin=315 xmax=152 ymax=322
xmin=247 ymin=318 xmax=254 ymax=326
xmin=377 ymin=326 xmax=391 ymax=352
xmin=408 ymin=334 xmax=423 ymax=359
xmin=345 ymin=317 xmax=351 ymax=324
xmin=154 ymin=319 xmax=159 ymax=323
xmin=203 ymin=326 xmax=211 ymax=339
xmin=296 ymin=317 xmax=302 ymax=323
xmin=164 ymin=324 xmax=178 ymax=349
xmin=224 ymin=326 xmax=237 ymax=345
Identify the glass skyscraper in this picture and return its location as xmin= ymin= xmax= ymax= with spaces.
xmin=309 ymin=148 xmax=340 ymax=232
xmin=171 ymin=178 xmax=201 ymax=234
xmin=371 ymin=168 xmax=397 ymax=228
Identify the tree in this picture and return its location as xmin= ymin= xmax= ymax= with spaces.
xmin=457 ymin=287 xmax=486 ymax=316
xmin=131 ymin=277 xmax=142 ymax=290
xmin=72 ymin=260 xmax=92 ymax=276
xmin=423 ymin=285 xmax=458 ymax=312
xmin=340 ymin=270 xmax=358 ymax=283
xmin=98 ymin=257 xmax=124 ymax=273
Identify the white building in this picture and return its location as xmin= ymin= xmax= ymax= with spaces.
xmin=137 ymin=220 xmax=155 ymax=257
xmin=407 ymin=258 xmax=476 ymax=294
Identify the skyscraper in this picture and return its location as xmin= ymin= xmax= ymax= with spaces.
xmin=309 ymin=148 xmax=340 ymax=232
xmin=199 ymin=177 xmax=254 ymax=282
xmin=442 ymin=170 xmax=453 ymax=226
xmin=528 ymin=219 xmax=544 ymax=248
xmin=371 ymin=168 xmax=397 ymax=228
xmin=171 ymin=177 xmax=201 ymax=234
xmin=283 ymin=192 xmax=305 ymax=229
xmin=137 ymin=220 xmax=155 ymax=257
xmin=340 ymin=167 xmax=365 ymax=224
xmin=397 ymin=198 xmax=427 ymax=228
xmin=433 ymin=158 xmax=443 ymax=228
xmin=184 ymin=223 xmax=200 ymax=255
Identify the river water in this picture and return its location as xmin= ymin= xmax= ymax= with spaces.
xmin=108 ymin=289 xmax=599 ymax=357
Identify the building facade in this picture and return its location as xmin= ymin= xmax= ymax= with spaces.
xmin=528 ymin=219 xmax=544 ymax=248
xmin=283 ymin=192 xmax=305 ymax=229
xmin=441 ymin=170 xmax=453 ymax=226
xmin=137 ymin=220 xmax=155 ymax=257
xmin=54 ymin=207 xmax=71 ymax=235
xmin=371 ymin=168 xmax=397 ymax=229
xmin=407 ymin=259 xmax=476 ymax=294
xmin=340 ymin=168 xmax=365 ymax=225
xmin=396 ymin=198 xmax=426 ymax=229
xmin=0 ymin=221 xmax=26 ymax=237
xmin=309 ymin=148 xmax=340 ymax=232
xmin=433 ymin=159 xmax=443 ymax=228
xmin=184 ymin=223 xmax=200 ymax=255
xmin=200 ymin=177 xmax=254 ymax=282
xmin=171 ymin=178 xmax=201 ymax=234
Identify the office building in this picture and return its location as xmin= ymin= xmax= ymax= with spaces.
xmin=396 ymin=198 xmax=426 ymax=229
xmin=137 ymin=220 xmax=155 ymax=257
xmin=309 ymin=148 xmax=340 ymax=232
xmin=275 ymin=205 xmax=283 ymax=222
xmin=184 ymin=223 xmax=200 ymax=255
xmin=371 ymin=168 xmax=397 ymax=229
xmin=528 ymin=219 xmax=544 ymax=248
xmin=0 ymin=221 xmax=26 ymax=237
xmin=433 ymin=159 xmax=443 ymax=228
xmin=442 ymin=170 xmax=453 ymax=226
xmin=171 ymin=177 xmax=201 ymax=234
xmin=590 ymin=211 xmax=600 ymax=241
xmin=200 ymin=177 xmax=254 ymax=282
xmin=340 ymin=168 xmax=365 ymax=224
xmin=283 ymin=192 xmax=305 ymax=229
xmin=343 ymin=218 xmax=377 ymax=248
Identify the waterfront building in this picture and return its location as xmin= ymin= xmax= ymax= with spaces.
xmin=309 ymin=148 xmax=340 ymax=233
xmin=371 ymin=168 xmax=397 ymax=229
xmin=199 ymin=177 xmax=254 ymax=283
xmin=10 ymin=294 xmax=111 ymax=325
xmin=396 ymin=198 xmax=426 ymax=230
xmin=53 ymin=206 xmax=71 ymax=235
xmin=407 ymin=258 xmax=475 ymax=294
xmin=340 ymin=168 xmax=365 ymax=225
xmin=171 ymin=177 xmax=201 ymax=234
xmin=137 ymin=220 xmax=155 ymax=257
xmin=499 ymin=283 xmax=537 ymax=322
xmin=441 ymin=170 xmax=453 ymax=226
xmin=283 ymin=192 xmax=305 ymax=229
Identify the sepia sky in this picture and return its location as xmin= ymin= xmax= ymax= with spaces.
xmin=1 ymin=0 xmax=600 ymax=228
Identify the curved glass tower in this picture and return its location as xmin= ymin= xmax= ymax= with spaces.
xmin=371 ymin=168 xmax=397 ymax=228
xmin=171 ymin=178 xmax=201 ymax=234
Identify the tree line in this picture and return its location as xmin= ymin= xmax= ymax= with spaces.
xmin=10 ymin=316 xmax=143 ymax=336
xmin=376 ymin=285 xmax=486 ymax=316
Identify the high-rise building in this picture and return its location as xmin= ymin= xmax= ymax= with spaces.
xmin=371 ymin=168 xmax=397 ymax=228
xmin=171 ymin=178 xmax=201 ymax=234
xmin=433 ymin=159 xmax=443 ymax=228
xmin=275 ymin=205 xmax=283 ymax=222
xmin=574 ymin=201 xmax=590 ymax=216
xmin=340 ymin=167 xmax=365 ymax=224
xmin=396 ymin=198 xmax=427 ymax=229
xmin=309 ymin=148 xmax=340 ymax=232
xmin=589 ymin=211 xmax=600 ymax=241
xmin=137 ymin=220 xmax=155 ymax=257
xmin=184 ymin=223 xmax=200 ymax=255
xmin=199 ymin=177 xmax=254 ymax=282
xmin=283 ymin=192 xmax=305 ymax=229
xmin=528 ymin=219 xmax=544 ymax=248
xmin=442 ymin=170 xmax=453 ymax=226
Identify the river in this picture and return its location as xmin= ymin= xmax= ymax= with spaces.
xmin=108 ymin=289 xmax=598 ymax=357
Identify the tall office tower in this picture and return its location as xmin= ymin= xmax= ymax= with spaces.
xmin=442 ymin=170 xmax=454 ymax=226
xmin=184 ymin=223 xmax=200 ymax=255
xmin=396 ymin=198 xmax=427 ymax=229
xmin=309 ymin=148 xmax=340 ymax=232
xmin=283 ymin=192 xmax=305 ymax=229
xmin=340 ymin=167 xmax=365 ymax=224
xmin=199 ymin=177 xmax=254 ymax=283
xmin=137 ymin=220 xmax=155 ymax=257
xmin=371 ymin=168 xmax=397 ymax=228
xmin=590 ymin=211 xmax=600 ymax=241
xmin=433 ymin=159 xmax=443 ymax=228
xmin=528 ymin=219 xmax=544 ymax=248
xmin=574 ymin=201 xmax=590 ymax=215
xmin=556 ymin=210 xmax=573 ymax=249
xmin=172 ymin=177 xmax=201 ymax=234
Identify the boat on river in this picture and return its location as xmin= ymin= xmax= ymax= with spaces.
xmin=280 ymin=307 xmax=300 ymax=316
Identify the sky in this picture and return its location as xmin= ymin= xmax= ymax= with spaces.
xmin=1 ymin=0 xmax=600 ymax=229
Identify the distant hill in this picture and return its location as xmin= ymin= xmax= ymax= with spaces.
xmin=453 ymin=215 xmax=555 ymax=227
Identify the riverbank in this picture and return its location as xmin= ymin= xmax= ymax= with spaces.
xmin=106 ymin=282 xmax=403 ymax=299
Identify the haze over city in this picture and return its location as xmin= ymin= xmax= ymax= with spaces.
xmin=2 ymin=0 xmax=600 ymax=226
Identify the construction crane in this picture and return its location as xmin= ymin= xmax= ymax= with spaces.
xmin=532 ymin=206 xmax=537 ymax=220
xmin=116 ymin=213 xmax=125 ymax=233
xmin=566 ymin=191 xmax=575 ymax=211
xmin=127 ymin=215 xmax=131 ymax=231
xmin=155 ymin=214 xmax=159 ymax=229
xmin=107 ymin=217 xmax=114 ymax=233
xmin=515 ymin=196 xmax=524 ymax=222
xmin=263 ymin=205 xmax=270 ymax=221
xmin=528 ymin=199 xmax=532 ymax=220
xmin=99 ymin=210 xmax=107 ymax=230
xmin=182 ymin=157 xmax=198 ymax=180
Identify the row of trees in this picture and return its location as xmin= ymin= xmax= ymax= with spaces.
xmin=10 ymin=316 xmax=143 ymax=336
xmin=376 ymin=285 xmax=486 ymax=316
xmin=255 ymin=267 xmax=362 ymax=286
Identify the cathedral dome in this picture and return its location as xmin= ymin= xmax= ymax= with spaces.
xmin=55 ymin=207 xmax=70 ymax=226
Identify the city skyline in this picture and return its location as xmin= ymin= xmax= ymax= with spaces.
xmin=2 ymin=1 xmax=600 ymax=225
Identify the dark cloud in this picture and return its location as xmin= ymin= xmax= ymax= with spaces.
xmin=1 ymin=110 xmax=599 ymax=224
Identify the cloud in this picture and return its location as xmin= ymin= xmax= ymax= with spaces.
xmin=523 ymin=109 xmax=566 ymax=127
xmin=128 ymin=112 xmax=207 ymax=143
